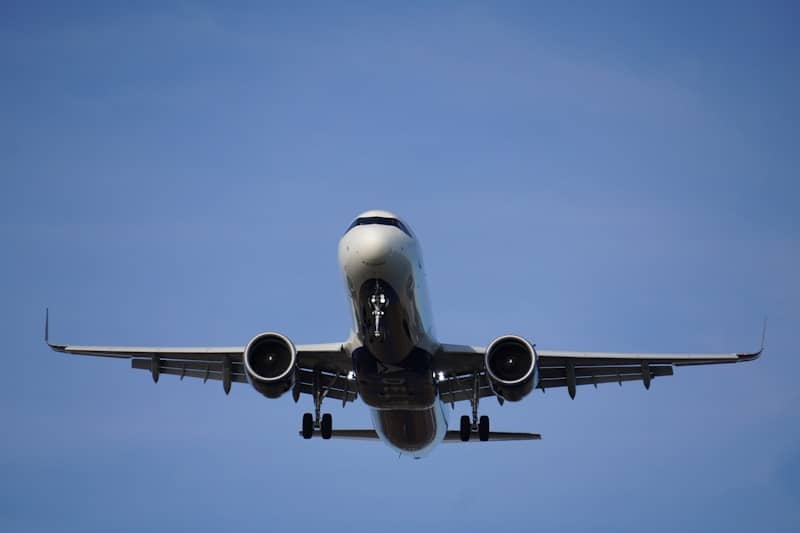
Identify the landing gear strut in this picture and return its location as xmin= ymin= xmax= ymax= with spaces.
xmin=301 ymin=370 xmax=336 ymax=440
xmin=370 ymin=281 xmax=389 ymax=339
xmin=459 ymin=372 xmax=491 ymax=442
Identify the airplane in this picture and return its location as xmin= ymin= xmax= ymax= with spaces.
xmin=46 ymin=209 xmax=765 ymax=458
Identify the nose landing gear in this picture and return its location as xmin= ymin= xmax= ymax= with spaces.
xmin=370 ymin=281 xmax=389 ymax=339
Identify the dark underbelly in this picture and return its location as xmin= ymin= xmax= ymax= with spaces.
xmin=353 ymin=346 xmax=436 ymax=409
xmin=371 ymin=407 xmax=440 ymax=453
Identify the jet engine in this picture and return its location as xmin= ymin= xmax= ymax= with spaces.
xmin=243 ymin=332 xmax=296 ymax=398
xmin=484 ymin=335 xmax=538 ymax=402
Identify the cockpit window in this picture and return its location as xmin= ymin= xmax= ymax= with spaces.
xmin=346 ymin=217 xmax=413 ymax=237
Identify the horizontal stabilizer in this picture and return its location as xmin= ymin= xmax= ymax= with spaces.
xmin=299 ymin=429 xmax=380 ymax=441
xmin=443 ymin=431 xmax=541 ymax=442
xmin=297 ymin=430 xmax=542 ymax=442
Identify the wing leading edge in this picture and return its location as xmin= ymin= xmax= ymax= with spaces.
xmin=435 ymin=322 xmax=765 ymax=401
xmin=45 ymin=310 xmax=354 ymax=401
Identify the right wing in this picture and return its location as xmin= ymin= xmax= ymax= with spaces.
xmin=434 ymin=326 xmax=764 ymax=402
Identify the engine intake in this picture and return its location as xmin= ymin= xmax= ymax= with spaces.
xmin=243 ymin=332 xmax=296 ymax=398
xmin=485 ymin=335 xmax=538 ymax=402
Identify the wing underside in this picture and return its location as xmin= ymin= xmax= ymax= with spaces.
xmin=435 ymin=334 xmax=764 ymax=403
xmin=46 ymin=310 xmax=356 ymax=403
xmin=46 ymin=312 xmax=762 ymax=406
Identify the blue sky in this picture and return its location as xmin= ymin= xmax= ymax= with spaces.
xmin=1 ymin=2 xmax=798 ymax=531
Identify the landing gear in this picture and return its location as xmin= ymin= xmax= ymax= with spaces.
xmin=370 ymin=281 xmax=389 ymax=339
xmin=460 ymin=372 xmax=491 ymax=441
xmin=300 ymin=411 xmax=334 ymax=439
xmin=459 ymin=414 xmax=491 ymax=442
xmin=301 ymin=369 xmax=336 ymax=439
xmin=478 ymin=415 xmax=490 ymax=442
xmin=302 ymin=413 xmax=313 ymax=439
xmin=459 ymin=415 xmax=471 ymax=442
xmin=321 ymin=413 xmax=333 ymax=440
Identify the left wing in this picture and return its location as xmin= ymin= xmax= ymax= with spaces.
xmin=434 ymin=330 xmax=764 ymax=402
xmin=46 ymin=312 xmax=355 ymax=402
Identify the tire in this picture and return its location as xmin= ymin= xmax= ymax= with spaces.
xmin=321 ymin=413 xmax=333 ymax=440
xmin=459 ymin=415 xmax=471 ymax=442
xmin=479 ymin=415 xmax=490 ymax=441
xmin=302 ymin=413 xmax=313 ymax=439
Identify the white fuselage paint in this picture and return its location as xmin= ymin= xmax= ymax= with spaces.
xmin=338 ymin=211 xmax=448 ymax=457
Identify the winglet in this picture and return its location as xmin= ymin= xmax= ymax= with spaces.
xmin=44 ymin=308 xmax=66 ymax=352
xmin=738 ymin=317 xmax=766 ymax=361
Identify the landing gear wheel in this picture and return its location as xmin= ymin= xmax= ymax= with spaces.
xmin=459 ymin=415 xmax=471 ymax=442
xmin=478 ymin=415 xmax=490 ymax=441
xmin=321 ymin=413 xmax=333 ymax=440
xmin=302 ymin=413 xmax=313 ymax=439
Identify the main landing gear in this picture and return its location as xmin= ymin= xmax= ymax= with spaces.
xmin=301 ymin=412 xmax=332 ymax=440
xmin=301 ymin=370 xmax=335 ymax=440
xmin=459 ymin=372 xmax=490 ymax=442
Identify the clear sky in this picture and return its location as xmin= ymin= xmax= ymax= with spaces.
xmin=1 ymin=2 xmax=798 ymax=532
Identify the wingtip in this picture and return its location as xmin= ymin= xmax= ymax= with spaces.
xmin=44 ymin=308 xmax=66 ymax=352
xmin=738 ymin=317 xmax=767 ymax=361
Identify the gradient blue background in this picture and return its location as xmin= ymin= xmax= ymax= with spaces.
xmin=2 ymin=2 xmax=798 ymax=531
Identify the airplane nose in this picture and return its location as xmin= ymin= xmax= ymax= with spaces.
xmin=358 ymin=229 xmax=393 ymax=265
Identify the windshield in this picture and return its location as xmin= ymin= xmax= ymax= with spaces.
xmin=346 ymin=216 xmax=413 ymax=238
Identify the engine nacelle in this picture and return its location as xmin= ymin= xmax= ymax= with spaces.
xmin=243 ymin=332 xmax=296 ymax=399
xmin=485 ymin=335 xmax=538 ymax=402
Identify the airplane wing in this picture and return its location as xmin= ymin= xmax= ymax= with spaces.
xmin=45 ymin=312 xmax=356 ymax=402
xmin=433 ymin=327 xmax=764 ymax=402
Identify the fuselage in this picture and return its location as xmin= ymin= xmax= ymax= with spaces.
xmin=338 ymin=210 xmax=448 ymax=457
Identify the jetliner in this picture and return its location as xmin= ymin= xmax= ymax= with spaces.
xmin=47 ymin=210 xmax=764 ymax=458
